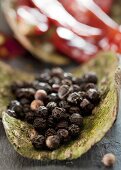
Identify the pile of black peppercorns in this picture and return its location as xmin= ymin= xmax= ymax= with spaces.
xmin=7 ymin=67 xmax=101 ymax=150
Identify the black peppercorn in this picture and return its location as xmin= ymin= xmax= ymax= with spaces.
xmin=25 ymin=112 xmax=35 ymax=124
xmin=45 ymin=128 xmax=56 ymax=138
xmin=57 ymin=129 xmax=69 ymax=142
xmin=52 ymin=84 xmax=60 ymax=92
xmin=51 ymin=67 xmax=64 ymax=78
xmin=33 ymin=118 xmax=46 ymax=131
xmin=48 ymin=93 xmax=59 ymax=102
xmin=85 ymin=83 xmax=97 ymax=91
xmin=52 ymin=107 xmax=65 ymax=120
xmin=68 ymin=124 xmax=80 ymax=137
xmin=23 ymin=104 xmax=31 ymax=113
xmin=20 ymin=98 xmax=30 ymax=105
xmin=16 ymin=88 xmax=35 ymax=100
xmin=35 ymin=72 xmax=51 ymax=82
xmin=46 ymin=135 xmax=60 ymax=150
xmin=46 ymin=102 xmax=57 ymax=111
xmin=36 ymin=106 xmax=48 ymax=118
xmin=70 ymin=84 xmax=80 ymax=92
xmin=59 ymin=101 xmax=70 ymax=110
xmin=69 ymin=113 xmax=83 ymax=127
xmin=67 ymin=92 xmax=80 ymax=104
xmin=80 ymin=98 xmax=94 ymax=116
xmin=86 ymin=89 xmax=100 ymax=104
xmin=58 ymin=85 xmax=70 ymax=99
xmin=47 ymin=115 xmax=56 ymax=127
xmin=83 ymin=72 xmax=98 ymax=84
xmin=30 ymin=100 xmax=44 ymax=111
xmin=72 ymin=77 xmax=83 ymax=85
xmin=49 ymin=77 xmax=61 ymax=85
xmin=32 ymin=135 xmax=45 ymax=150
xmin=33 ymin=82 xmax=51 ymax=93
xmin=63 ymin=73 xmax=73 ymax=80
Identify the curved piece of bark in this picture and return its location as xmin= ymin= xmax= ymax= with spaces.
xmin=2 ymin=52 xmax=121 ymax=160
xmin=2 ymin=0 xmax=70 ymax=65
xmin=0 ymin=62 xmax=34 ymax=118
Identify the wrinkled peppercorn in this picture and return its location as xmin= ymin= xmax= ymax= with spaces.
xmin=72 ymin=77 xmax=83 ymax=85
xmin=47 ymin=115 xmax=56 ymax=127
xmin=32 ymin=135 xmax=45 ymax=150
xmin=25 ymin=112 xmax=35 ymax=124
xmin=36 ymin=106 xmax=48 ymax=118
xmin=58 ymin=85 xmax=70 ymax=99
xmin=86 ymin=89 xmax=100 ymax=104
xmin=46 ymin=102 xmax=57 ymax=111
xmin=68 ymin=124 xmax=80 ymax=137
xmin=70 ymin=84 xmax=80 ymax=92
xmin=69 ymin=113 xmax=83 ymax=127
xmin=57 ymin=129 xmax=69 ymax=142
xmin=80 ymin=98 xmax=94 ymax=115
xmin=67 ymin=92 xmax=80 ymax=104
xmin=46 ymin=135 xmax=60 ymax=150
xmin=59 ymin=101 xmax=70 ymax=110
xmin=83 ymin=72 xmax=98 ymax=84
xmin=45 ymin=128 xmax=56 ymax=138
xmin=52 ymin=107 xmax=65 ymax=120
xmin=33 ymin=118 xmax=46 ymax=131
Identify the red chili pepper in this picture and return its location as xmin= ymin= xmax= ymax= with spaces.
xmin=32 ymin=0 xmax=102 ymax=38
xmin=17 ymin=6 xmax=49 ymax=36
xmin=59 ymin=0 xmax=113 ymax=24
xmin=51 ymin=27 xmax=98 ymax=63
xmin=0 ymin=32 xmax=26 ymax=58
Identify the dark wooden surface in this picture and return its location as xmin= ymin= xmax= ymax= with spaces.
xmin=0 ymin=2 xmax=121 ymax=170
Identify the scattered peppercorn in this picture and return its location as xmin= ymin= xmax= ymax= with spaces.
xmin=102 ymin=153 xmax=116 ymax=167
xmin=8 ymin=68 xmax=101 ymax=151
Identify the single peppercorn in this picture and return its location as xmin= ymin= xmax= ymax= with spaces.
xmin=85 ymin=83 xmax=97 ymax=91
xmin=25 ymin=112 xmax=35 ymax=124
xmin=69 ymin=113 xmax=83 ymax=127
xmin=45 ymin=128 xmax=56 ymax=138
xmin=67 ymin=92 xmax=80 ymax=104
xmin=46 ymin=102 xmax=57 ymax=111
xmin=34 ymin=89 xmax=47 ymax=100
xmin=86 ymin=88 xmax=100 ymax=104
xmin=36 ymin=106 xmax=48 ymax=118
xmin=46 ymin=135 xmax=60 ymax=150
xmin=80 ymin=98 xmax=94 ymax=115
xmin=102 ymin=153 xmax=116 ymax=167
xmin=83 ymin=72 xmax=98 ymax=84
xmin=58 ymin=85 xmax=70 ymax=99
xmin=32 ymin=135 xmax=45 ymax=150
xmin=33 ymin=82 xmax=51 ymax=93
xmin=33 ymin=118 xmax=46 ymax=131
xmin=51 ymin=67 xmax=64 ymax=78
xmin=16 ymin=88 xmax=35 ymax=100
xmin=72 ymin=77 xmax=83 ymax=85
xmin=57 ymin=129 xmax=69 ymax=142
xmin=30 ymin=100 xmax=44 ymax=111
xmin=59 ymin=101 xmax=70 ymax=110
xmin=63 ymin=72 xmax=73 ymax=80
xmin=48 ymin=93 xmax=59 ymax=102
xmin=52 ymin=107 xmax=65 ymax=120
xmin=68 ymin=124 xmax=80 ymax=137
xmin=36 ymin=72 xmax=51 ymax=82
xmin=47 ymin=115 xmax=56 ymax=127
